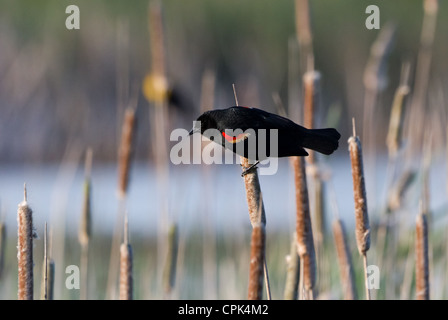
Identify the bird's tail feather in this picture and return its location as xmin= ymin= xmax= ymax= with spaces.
xmin=302 ymin=128 xmax=341 ymax=155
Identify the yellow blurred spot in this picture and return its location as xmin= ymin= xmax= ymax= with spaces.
xmin=143 ymin=72 xmax=169 ymax=103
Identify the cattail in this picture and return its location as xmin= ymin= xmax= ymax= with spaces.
xmin=233 ymin=85 xmax=270 ymax=299
xmin=17 ymin=184 xmax=35 ymax=300
xmin=248 ymin=220 xmax=266 ymax=300
xmin=348 ymin=120 xmax=370 ymax=256
xmin=0 ymin=221 xmax=6 ymax=279
xmin=348 ymin=119 xmax=371 ymax=300
xmin=163 ymin=223 xmax=179 ymax=296
xmin=284 ymin=232 xmax=301 ymax=300
xmin=118 ymin=107 xmax=137 ymax=199
xmin=415 ymin=211 xmax=429 ymax=300
xmin=293 ymin=156 xmax=316 ymax=298
xmin=332 ymin=219 xmax=357 ymax=300
xmin=119 ymin=214 xmax=133 ymax=300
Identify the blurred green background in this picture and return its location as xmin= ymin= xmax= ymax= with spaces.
xmin=1 ymin=0 xmax=447 ymax=163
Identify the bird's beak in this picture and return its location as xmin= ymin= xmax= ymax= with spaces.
xmin=188 ymin=128 xmax=195 ymax=136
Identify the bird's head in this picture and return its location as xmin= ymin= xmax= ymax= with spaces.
xmin=189 ymin=111 xmax=218 ymax=136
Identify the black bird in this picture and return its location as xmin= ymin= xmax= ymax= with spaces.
xmin=189 ymin=106 xmax=341 ymax=174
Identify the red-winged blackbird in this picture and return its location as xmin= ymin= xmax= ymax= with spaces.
xmin=189 ymin=106 xmax=341 ymax=171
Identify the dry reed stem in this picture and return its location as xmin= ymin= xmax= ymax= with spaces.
xmin=248 ymin=221 xmax=266 ymax=300
xmin=284 ymin=232 xmax=301 ymax=300
xmin=79 ymin=148 xmax=92 ymax=300
xmin=0 ymin=221 xmax=5 ymax=279
xmin=200 ymin=68 xmax=216 ymax=114
xmin=17 ymin=185 xmax=34 ymax=300
xmin=79 ymin=148 xmax=92 ymax=247
xmin=407 ymin=0 xmax=438 ymax=154
xmin=294 ymin=0 xmax=313 ymax=74
xmin=415 ymin=212 xmax=429 ymax=300
xmin=332 ymin=219 xmax=357 ymax=300
xmin=118 ymin=107 xmax=137 ymax=199
xmin=119 ymin=215 xmax=133 ymax=300
xmin=386 ymin=65 xmax=411 ymax=157
xmin=40 ymin=223 xmax=54 ymax=300
xmin=303 ymin=71 xmax=321 ymax=164
xmin=163 ymin=224 xmax=179 ymax=296
xmin=293 ymin=156 xmax=316 ymax=297
xmin=387 ymin=170 xmax=416 ymax=212
xmin=348 ymin=120 xmax=370 ymax=255
xmin=148 ymin=0 xmax=166 ymax=81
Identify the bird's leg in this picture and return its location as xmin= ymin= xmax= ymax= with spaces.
xmin=241 ymin=160 xmax=260 ymax=177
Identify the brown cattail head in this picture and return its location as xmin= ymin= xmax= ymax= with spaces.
xmin=348 ymin=120 xmax=371 ymax=255
xmin=119 ymin=243 xmax=133 ymax=300
xmin=293 ymin=156 xmax=316 ymax=292
xmin=118 ymin=107 xmax=137 ymax=199
xmin=119 ymin=214 xmax=133 ymax=300
xmin=247 ymin=221 xmax=266 ymax=300
xmin=332 ymin=219 xmax=358 ymax=300
xmin=17 ymin=185 xmax=35 ymax=300
xmin=415 ymin=211 xmax=429 ymax=300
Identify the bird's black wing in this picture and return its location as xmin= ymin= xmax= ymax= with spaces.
xmin=216 ymin=106 xmax=304 ymax=132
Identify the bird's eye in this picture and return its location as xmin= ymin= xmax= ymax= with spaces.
xmin=210 ymin=136 xmax=214 ymax=141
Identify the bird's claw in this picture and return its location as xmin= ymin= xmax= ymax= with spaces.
xmin=241 ymin=161 xmax=260 ymax=177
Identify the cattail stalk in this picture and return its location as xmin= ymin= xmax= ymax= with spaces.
xmin=17 ymin=185 xmax=34 ymax=300
xmin=284 ymin=232 xmax=301 ymax=300
xmin=0 ymin=221 xmax=6 ymax=279
xmin=386 ymin=63 xmax=411 ymax=158
xmin=119 ymin=214 xmax=133 ymax=300
xmin=303 ymin=71 xmax=321 ymax=164
xmin=41 ymin=223 xmax=54 ymax=300
xmin=415 ymin=212 xmax=429 ymax=300
xmin=162 ymin=223 xmax=179 ymax=296
xmin=233 ymin=85 xmax=270 ymax=299
xmin=79 ymin=148 xmax=92 ymax=300
xmin=333 ymin=219 xmax=357 ymax=300
xmin=248 ymin=220 xmax=266 ymax=300
xmin=294 ymin=0 xmax=313 ymax=74
xmin=293 ymin=156 xmax=316 ymax=299
xmin=348 ymin=119 xmax=371 ymax=299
